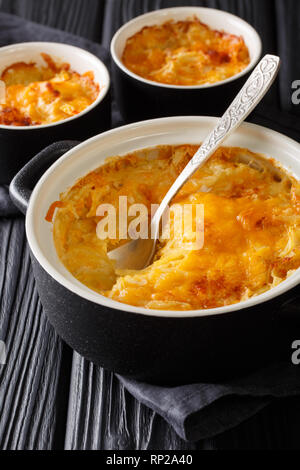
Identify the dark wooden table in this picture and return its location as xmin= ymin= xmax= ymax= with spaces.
xmin=0 ymin=0 xmax=300 ymax=450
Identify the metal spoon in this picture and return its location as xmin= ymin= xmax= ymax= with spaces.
xmin=108 ymin=54 xmax=280 ymax=270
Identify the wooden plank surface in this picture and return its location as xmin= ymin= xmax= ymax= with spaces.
xmin=0 ymin=0 xmax=299 ymax=450
xmin=0 ymin=0 xmax=105 ymax=42
xmin=0 ymin=218 xmax=73 ymax=449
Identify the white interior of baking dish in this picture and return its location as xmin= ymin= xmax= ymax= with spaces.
xmin=26 ymin=116 xmax=300 ymax=317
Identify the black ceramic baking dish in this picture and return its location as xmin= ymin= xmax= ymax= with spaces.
xmin=0 ymin=42 xmax=111 ymax=185
xmin=9 ymin=117 xmax=300 ymax=385
xmin=111 ymin=7 xmax=262 ymax=123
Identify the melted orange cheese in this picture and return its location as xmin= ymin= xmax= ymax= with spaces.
xmin=122 ymin=18 xmax=250 ymax=86
xmin=49 ymin=145 xmax=300 ymax=310
xmin=0 ymin=53 xmax=99 ymax=126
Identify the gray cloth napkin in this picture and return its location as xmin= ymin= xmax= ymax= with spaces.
xmin=118 ymin=108 xmax=300 ymax=441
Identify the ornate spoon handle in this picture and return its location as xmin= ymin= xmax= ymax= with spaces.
xmin=152 ymin=54 xmax=280 ymax=227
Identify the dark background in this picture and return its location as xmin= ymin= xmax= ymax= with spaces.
xmin=0 ymin=0 xmax=299 ymax=450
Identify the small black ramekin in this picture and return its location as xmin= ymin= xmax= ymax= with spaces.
xmin=111 ymin=7 xmax=262 ymax=123
xmin=0 ymin=42 xmax=111 ymax=184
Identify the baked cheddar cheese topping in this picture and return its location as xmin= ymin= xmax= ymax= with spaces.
xmin=48 ymin=145 xmax=300 ymax=311
xmin=122 ymin=18 xmax=250 ymax=86
xmin=0 ymin=53 xmax=99 ymax=126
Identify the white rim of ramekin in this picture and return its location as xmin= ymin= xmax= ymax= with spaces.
xmin=111 ymin=6 xmax=262 ymax=90
xmin=0 ymin=42 xmax=110 ymax=130
xmin=25 ymin=116 xmax=300 ymax=319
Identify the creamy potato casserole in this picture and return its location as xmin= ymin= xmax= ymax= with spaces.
xmin=47 ymin=145 xmax=300 ymax=310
